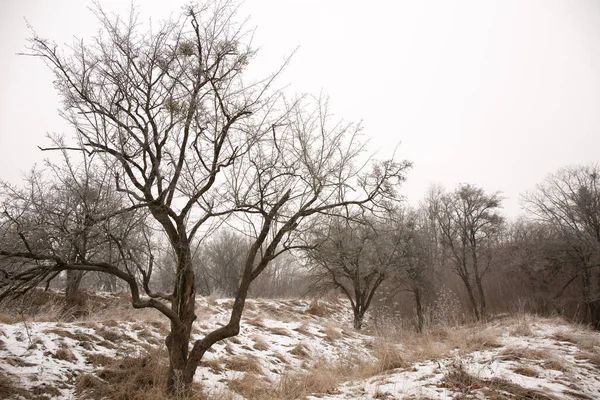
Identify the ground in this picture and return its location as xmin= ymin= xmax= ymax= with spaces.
xmin=0 ymin=292 xmax=599 ymax=399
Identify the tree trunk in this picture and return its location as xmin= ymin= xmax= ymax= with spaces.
xmin=462 ymin=278 xmax=480 ymax=321
xmin=353 ymin=308 xmax=365 ymax=330
xmin=63 ymin=270 xmax=84 ymax=319
xmin=165 ymin=243 xmax=197 ymax=394
xmin=457 ymin=264 xmax=480 ymax=321
xmin=471 ymin=245 xmax=487 ymax=319
xmin=475 ymin=275 xmax=486 ymax=318
xmin=414 ymin=287 xmax=424 ymax=333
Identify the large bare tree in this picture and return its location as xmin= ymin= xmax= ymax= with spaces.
xmin=0 ymin=1 xmax=409 ymax=393
xmin=430 ymin=184 xmax=503 ymax=320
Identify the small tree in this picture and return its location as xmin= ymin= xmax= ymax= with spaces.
xmin=387 ymin=207 xmax=434 ymax=332
xmin=0 ymin=1 xmax=409 ymax=393
xmin=306 ymin=215 xmax=401 ymax=330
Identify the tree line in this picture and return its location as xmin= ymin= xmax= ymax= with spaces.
xmin=0 ymin=0 xmax=598 ymax=395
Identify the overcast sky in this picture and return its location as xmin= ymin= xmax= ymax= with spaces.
xmin=1 ymin=0 xmax=600 ymax=218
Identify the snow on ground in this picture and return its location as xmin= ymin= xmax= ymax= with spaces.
xmin=1 ymin=293 xmax=599 ymax=399
xmin=307 ymin=317 xmax=600 ymax=400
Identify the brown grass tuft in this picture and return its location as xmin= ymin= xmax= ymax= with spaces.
xmin=224 ymin=354 xmax=262 ymax=374
xmin=45 ymin=327 xmax=98 ymax=342
xmin=512 ymin=366 xmax=539 ymax=377
xmin=289 ymin=343 xmax=311 ymax=358
xmin=293 ymin=322 xmax=311 ymax=336
xmin=74 ymin=347 xmax=206 ymax=400
xmin=441 ymin=363 xmax=554 ymax=399
xmin=85 ymin=352 xmax=114 ymax=367
xmin=54 ymin=347 xmax=77 ymax=362
xmin=306 ymin=299 xmax=328 ymax=317
xmin=575 ymin=351 xmax=600 ymax=369
xmin=229 ymin=372 xmax=271 ymax=399
xmin=0 ymin=313 xmax=18 ymax=324
xmin=373 ymin=341 xmax=408 ymax=372
xmin=269 ymin=326 xmax=292 ymax=337
xmin=251 ymin=335 xmax=270 ymax=351
xmin=0 ymin=370 xmax=30 ymax=399
xmin=509 ymin=319 xmax=534 ymax=336
xmin=553 ymin=330 xmax=599 ymax=353
xmin=323 ymin=324 xmax=343 ymax=341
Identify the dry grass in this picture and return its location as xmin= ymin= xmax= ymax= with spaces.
xmin=0 ymin=312 xmax=18 ymax=324
xmin=5 ymin=355 xmax=36 ymax=367
xmin=0 ymin=370 xmax=30 ymax=399
xmin=76 ymin=347 xmax=204 ymax=400
xmin=229 ymin=372 xmax=271 ymax=399
xmin=293 ymin=322 xmax=311 ymax=336
xmin=460 ymin=327 xmax=503 ymax=352
xmin=202 ymin=357 xmax=224 ymax=373
xmin=226 ymin=356 xmax=370 ymax=400
xmin=54 ymin=347 xmax=77 ymax=362
xmin=224 ymin=354 xmax=262 ymax=373
xmin=499 ymin=346 xmax=547 ymax=361
xmin=247 ymin=315 xmax=266 ymax=328
xmin=272 ymin=351 xmax=289 ymax=364
xmin=509 ymin=319 xmax=534 ymax=336
xmin=372 ymin=341 xmax=408 ymax=372
xmin=289 ymin=343 xmax=311 ymax=358
xmin=323 ymin=324 xmax=343 ymax=341
xmin=251 ymin=335 xmax=270 ymax=351
xmin=441 ymin=363 xmax=555 ymax=399
xmin=512 ymin=365 xmax=539 ymax=377
xmin=44 ymin=327 xmax=98 ymax=342
xmin=268 ymin=326 xmax=292 ymax=337
xmin=306 ymin=299 xmax=328 ymax=317
xmin=85 ymin=352 xmax=114 ymax=367
xmin=574 ymin=351 xmax=600 ymax=369
xmin=553 ymin=330 xmax=600 ymax=353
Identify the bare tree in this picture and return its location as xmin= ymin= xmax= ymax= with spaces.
xmin=0 ymin=151 xmax=144 ymax=312
xmin=522 ymin=164 xmax=600 ymax=326
xmin=504 ymin=219 xmax=577 ymax=315
xmin=386 ymin=207 xmax=434 ymax=332
xmin=306 ymin=214 xmax=401 ymax=330
xmin=0 ymin=2 xmax=409 ymax=393
xmin=430 ymin=184 xmax=503 ymax=320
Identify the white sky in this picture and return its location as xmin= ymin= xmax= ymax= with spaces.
xmin=1 ymin=0 xmax=600 ymax=218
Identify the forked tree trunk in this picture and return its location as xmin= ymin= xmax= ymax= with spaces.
xmin=165 ymin=246 xmax=197 ymax=394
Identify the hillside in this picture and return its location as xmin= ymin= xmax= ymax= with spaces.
xmin=0 ymin=292 xmax=599 ymax=399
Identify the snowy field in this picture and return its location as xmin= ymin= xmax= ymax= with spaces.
xmin=0 ymin=292 xmax=599 ymax=399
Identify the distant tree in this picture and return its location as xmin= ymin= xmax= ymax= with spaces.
xmin=0 ymin=153 xmax=144 ymax=316
xmin=306 ymin=215 xmax=400 ymax=330
xmin=387 ymin=207 xmax=434 ymax=332
xmin=503 ymin=220 xmax=577 ymax=314
xmin=0 ymin=1 xmax=409 ymax=393
xmin=522 ymin=164 xmax=600 ymax=326
xmin=430 ymin=184 xmax=503 ymax=320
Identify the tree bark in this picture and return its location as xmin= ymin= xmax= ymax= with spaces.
xmin=63 ymin=270 xmax=85 ymax=319
xmin=414 ymin=287 xmax=424 ymax=333
xmin=165 ymin=242 xmax=197 ymax=393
